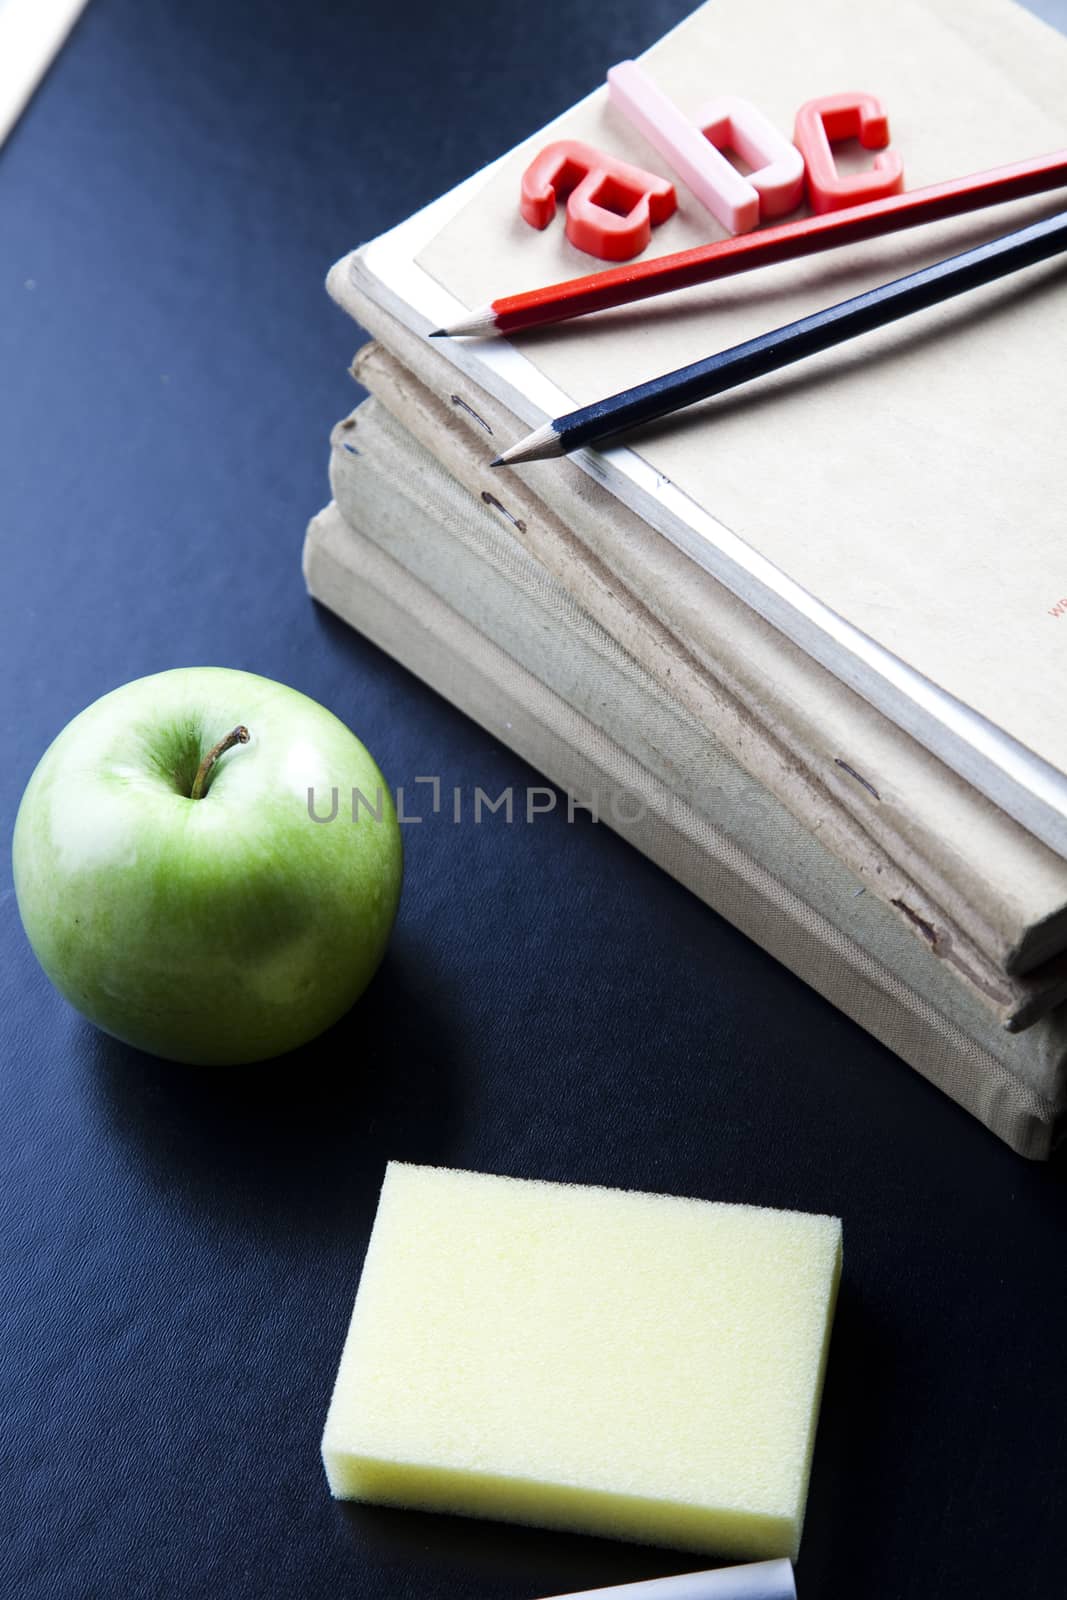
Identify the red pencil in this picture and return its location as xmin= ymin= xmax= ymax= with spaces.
xmin=431 ymin=148 xmax=1067 ymax=338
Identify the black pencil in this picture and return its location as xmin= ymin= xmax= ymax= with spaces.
xmin=491 ymin=209 xmax=1067 ymax=466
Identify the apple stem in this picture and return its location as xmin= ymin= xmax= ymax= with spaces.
xmin=190 ymin=725 xmax=250 ymax=800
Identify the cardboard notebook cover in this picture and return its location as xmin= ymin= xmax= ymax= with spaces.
xmin=335 ymin=306 xmax=1067 ymax=981
xmin=326 ymin=395 xmax=1067 ymax=1056
xmin=303 ymin=498 xmax=1064 ymax=1160
xmin=332 ymin=324 xmax=1067 ymax=1032
xmin=340 ymin=0 xmax=1067 ymax=858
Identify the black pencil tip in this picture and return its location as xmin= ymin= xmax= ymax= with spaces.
xmin=428 ymin=328 xmax=447 ymax=338
xmin=489 ymin=456 xmax=504 ymax=468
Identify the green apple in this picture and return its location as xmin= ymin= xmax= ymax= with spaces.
xmin=12 ymin=667 xmax=403 ymax=1065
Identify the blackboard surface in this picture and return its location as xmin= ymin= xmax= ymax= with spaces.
xmin=2 ymin=4 xmax=1066 ymax=1597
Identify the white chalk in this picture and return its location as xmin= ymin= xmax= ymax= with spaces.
xmin=535 ymin=1558 xmax=796 ymax=1600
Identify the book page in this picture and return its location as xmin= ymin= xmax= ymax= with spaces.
xmin=416 ymin=0 xmax=1067 ymax=780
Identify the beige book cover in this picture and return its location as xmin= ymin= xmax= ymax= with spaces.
xmin=303 ymin=499 xmax=1064 ymax=1159
xmin=334 ymin=301 xmax=1067 ymax=981
xmin=332 ymin=320 xmax=1067 ymax=1033
xmin=322 ymin=421 xmax=1067 ymax=1117
xmin=327 ymin=388 xmax=1067 ymax=1031
xmin=347 ymin=0 xmax=1067 ymax=854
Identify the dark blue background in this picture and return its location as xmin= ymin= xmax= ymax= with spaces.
xmin=3 ymin=3 xmax=1066 ymax=1597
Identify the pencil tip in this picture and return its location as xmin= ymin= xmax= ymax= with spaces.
xmin=489 ymin=456 xmax=504 ymax=468
xmin=433 ymin=305 xmax=499 ymax=338
xmin=492 ymin=422 xmax=564 ymax=465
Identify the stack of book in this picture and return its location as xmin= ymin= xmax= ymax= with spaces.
xmin=304 ymin=0 xmax=1067 ymax=1157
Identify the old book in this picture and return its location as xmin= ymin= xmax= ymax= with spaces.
xmin=302 ymin=497 xmax=1065 ymax=1159
xmin=326 ymin=394 xmax=1067 ymax=1033
xmin=328 ymin=334 xmax=1067 ymax=1032
xmin=329 ymin=281 xmax=1067 ymax=984
xmin=340 ymin=0 xmax=1067 ymax=856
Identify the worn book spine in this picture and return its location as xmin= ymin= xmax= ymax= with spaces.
xmin=338 ymin=337 xmax=1067 ymax=1033
xmin=324 ymin=406 xmax=1067 ymax=1106
xmin=303 ymin=500 xmax=1062 ymax=1160
xmin=327 ymin=266 xmax=1067 ymax=983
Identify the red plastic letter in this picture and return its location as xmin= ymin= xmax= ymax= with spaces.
xmin=793 ymin=93 xmax=904 ymax=214
xmin=519 ymin=139 xmax=677 ymax=261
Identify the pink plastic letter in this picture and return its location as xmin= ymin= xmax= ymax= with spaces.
xmin=793 ymin=92 xmax=904 ymax=214
xmin=519 ymin=139 xmax=677 ymax=261
xmin=607 ymin=60 xmax=760 ymax=235
xmin=696 ymin=95 xmax=805 ymax=220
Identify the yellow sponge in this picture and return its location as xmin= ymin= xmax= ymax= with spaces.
xmin=322 ymin=1163 xmax=841 ymax=1560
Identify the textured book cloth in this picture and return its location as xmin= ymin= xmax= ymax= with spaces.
xmin=381 ymin=0 xmax=1067 ymax=854
xmin=303 ymin=493 xmax=1065 ymax=1159
xmin=328 ymin=273 xmax=1067 ymax=985
xmin=323 ymin=400 xmax=1067 ymax=1111
xmin=330 ymin=313 xmax=1067 ymax=1032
